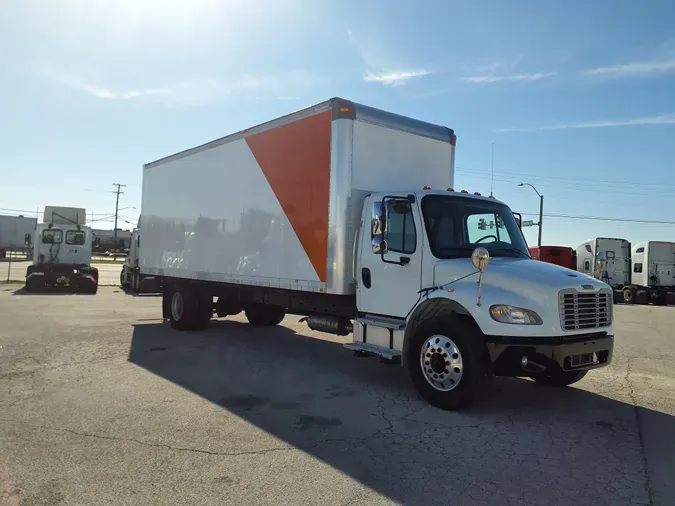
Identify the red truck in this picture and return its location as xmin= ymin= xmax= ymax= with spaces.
xmin=529 ymin=246 xmax=576 ymax=270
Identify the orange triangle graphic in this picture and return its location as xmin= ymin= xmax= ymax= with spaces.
xmin=245 ymin=111 xmax=331 ymax=282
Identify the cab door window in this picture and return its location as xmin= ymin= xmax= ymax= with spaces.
xmin=385 ymin=200 xmax=416 ymax=254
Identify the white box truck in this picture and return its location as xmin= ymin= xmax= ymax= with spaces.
xmin=0 ymin=215 xmax=36 ymax=259
xmin=25 ymin=206 xmax=98 ymax=293
xmin=140 ymin=97 xmax=614 ymax=410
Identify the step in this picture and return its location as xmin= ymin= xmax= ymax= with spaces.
xmin=357 ymin=315 xmax=406 ymax=330
xmin=343 ymin=342 xmax=402 ymax=360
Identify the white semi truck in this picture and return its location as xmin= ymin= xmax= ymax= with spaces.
xmin=140 ymin=97 xmax=614 ymax=410
xmin=25 ymin=206 xmax=98 ymax=293
xmin=0 ymin=214 xmax=36 ymax=259
xmin=577 ymin=238 xmax=674 ymax=305
xmin=120 ymin=226 xmax=161 ymax=293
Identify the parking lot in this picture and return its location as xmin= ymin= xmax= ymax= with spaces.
xmin=1 ymin=287 xmax=673 ymax=506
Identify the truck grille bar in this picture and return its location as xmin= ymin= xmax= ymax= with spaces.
xmin=559 ymin=290 xmax=612 ymax=331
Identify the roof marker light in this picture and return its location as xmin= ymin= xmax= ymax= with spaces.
xmin=423 ymin=186 xmax=431 ymax=190
xmin=474 ymin=192 xmax=481 ymax=196
xmin=460 ymin=189 xmax=468 ymax=194
xmin=447 ymin=187 xmax=454 ymax=192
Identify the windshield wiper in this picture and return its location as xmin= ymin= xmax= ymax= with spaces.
xmin=492 ymin=247 xmax=530 ymax=258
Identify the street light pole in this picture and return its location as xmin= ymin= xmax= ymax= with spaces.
xmin=518 ymin=183 xmax=544 ymax=247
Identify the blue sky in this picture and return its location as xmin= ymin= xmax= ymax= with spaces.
xmin=2 ymin=0 xmax=675 ymax=248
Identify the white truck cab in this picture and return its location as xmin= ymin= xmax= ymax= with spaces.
xmin=25 ymin=206 xmax=98 ymax=293
xmin=342 ymin=189 xmax=614 ymax=407
xmin=120 ymin=227 xmax=161 ymax=293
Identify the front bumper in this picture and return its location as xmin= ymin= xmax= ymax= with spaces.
xmin=485 ymin=332 xmax=614 ymax=376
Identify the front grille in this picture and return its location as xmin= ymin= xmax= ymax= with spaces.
xmin=559 ymin=290 xmax=612 ymax=331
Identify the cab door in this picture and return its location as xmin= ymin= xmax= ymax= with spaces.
xmin=356 ymin=195 xmax=423 ymax=318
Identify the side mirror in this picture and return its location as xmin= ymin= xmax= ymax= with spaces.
xmin=24 ymin=233 xmax=31 ymax=246
xmin=513 ymin=212 xmax=522 ymax=230
xmin=372 ymin=237 xmax=388 ymax=254
xmin=472 ymin=247 xmax=490 ymax=272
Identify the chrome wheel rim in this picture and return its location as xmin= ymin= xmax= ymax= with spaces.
xmin=420 ymin=334 xmax=464 ymax=392
xmin=171 ymin=292 xmax=184 ymax=321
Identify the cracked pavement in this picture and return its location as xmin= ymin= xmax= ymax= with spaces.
xmin=0 ymin=287 xmax=673 ymax=505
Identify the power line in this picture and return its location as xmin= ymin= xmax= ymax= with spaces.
xmin=456 ymin=165 xmax=675 ymax=190
xmin=518 ymin=212 xmax=675 ymax=225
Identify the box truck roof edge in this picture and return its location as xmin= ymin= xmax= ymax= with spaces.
xmin=143 ymin=97 xmax=456 ymax=170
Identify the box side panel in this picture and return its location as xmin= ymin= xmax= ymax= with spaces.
xmin=140 ymin=112 xmax=333 ymax=292
xmin=350 ymin=121 xmax=455 ymax=193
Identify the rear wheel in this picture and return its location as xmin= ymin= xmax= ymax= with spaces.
xmin=245 ymin=305 xmax=286 ymax=326
xmin=622 ymin=286 xmax=635 ymax=304
xmin=406 ymin=315 xmax=485 ymax=410
xmin=530 ymin=369 xmax=587 ymax=387
xmin=655 ymin=291 xmax=668 ymax=306
xmin=168 ymin=285 xmax=211 ymax=331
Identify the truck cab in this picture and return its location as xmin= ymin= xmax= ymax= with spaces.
xmin=25 ymin=206 xmax=98 ymax=293
xmin=347 ymin=189 xmax=614 ymax=407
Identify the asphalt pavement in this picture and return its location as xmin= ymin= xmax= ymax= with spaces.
xmin=0 ymin=288 xmax=673 ymax=505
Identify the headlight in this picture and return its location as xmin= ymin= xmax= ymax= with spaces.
xmin=489 ymin=305 xmax=542 ymax=325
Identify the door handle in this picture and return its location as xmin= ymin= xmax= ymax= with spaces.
xmin=361 ymin=268 xmax=371 ymax=289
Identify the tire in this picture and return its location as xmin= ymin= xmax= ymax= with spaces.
xmin=245 ymin=305 xmax=286 ymax=327
xmin=168 ymin=284 xmax=204 ymax=331
xmin=655 ymin=291 xmax=668 ymax=306
xmin=531 ymin=369 xmax=587 ymax=387
xmin=622 ymin=286 xmax=635 ymax=304
xmin=120 ymin=269 xmax=126 ymax=288
xmin=405 ymin=315 xmax=486 ymax=411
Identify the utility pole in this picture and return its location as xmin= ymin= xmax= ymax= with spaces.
xmin=518 ymin=183 xmax=544 ymax=247
xmin=112 ymin=183 xmax=126 ymax=245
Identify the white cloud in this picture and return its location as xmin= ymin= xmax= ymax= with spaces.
xmin=460 ymin=72 xmax=556 ymax=84
xmin=584 ymin=58 xmax=675 ymax=78
xmin=496 ymin=114 xmax=675 ymax=133
xmin=364 ymin=70 xmax=430 ymax=87
xmin=37 ymin=67 xmax=326 ymax=105
xmin=41 ymin=68 xmax=172 ymax=100
xmin=347 ymin=28 xmax=431 ymax=87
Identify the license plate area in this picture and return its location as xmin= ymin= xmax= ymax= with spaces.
xmin=564 ymin=352 xmax=599 ymax=370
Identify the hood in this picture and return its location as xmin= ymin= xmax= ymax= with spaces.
xmin=434 ymin=257 xmax=609 ymax=296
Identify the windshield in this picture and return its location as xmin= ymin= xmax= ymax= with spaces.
xmin=65 ymin=230 xmax=86 ymax=245
xmin=42 ymin=229 xmax=63 ymax=244
xmin=421 ymin=195 xmax=530 ymax=259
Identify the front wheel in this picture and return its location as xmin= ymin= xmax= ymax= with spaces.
xmin=406 ymin=316 xmax=485 ymax=410
xmin=530 ymin=369 xmax=587 ymax=387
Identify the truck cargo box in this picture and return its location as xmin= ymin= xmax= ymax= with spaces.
xmin=140 ymin=98 xmax=456 ymax=295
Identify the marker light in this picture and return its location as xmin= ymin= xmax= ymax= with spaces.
xmin=423 ymin=186 xmax=431 ymax=190
xmin=460 ymin=190 xmax=468 ymax=194
xmin=447 ymin=188 xmax=454 ymax=192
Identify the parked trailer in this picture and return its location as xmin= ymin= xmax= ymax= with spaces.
xmin=576 ymin=237 xmax=672 ymax=305
xmin=140 ymin=97 xmax=614 ymax=410
xmin=0 ymin=215 xmax=36 ymax=259
xmin=529 ymin=246 xmax=576 ymax=270
xmin=626 ymin=241 xmax=675 ymax=305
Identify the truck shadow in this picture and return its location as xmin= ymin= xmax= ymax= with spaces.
xmin=129 ymin=321 xmax=675 ymax=505
xmin=11 ymin=287 xmax=96 ymax=296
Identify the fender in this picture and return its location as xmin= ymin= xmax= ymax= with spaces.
xmin=402 ymin=295 xmax=476 ymax=367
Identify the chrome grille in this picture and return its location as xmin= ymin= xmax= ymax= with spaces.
xmin=559 ymin=290 xmax=612 ymax=331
